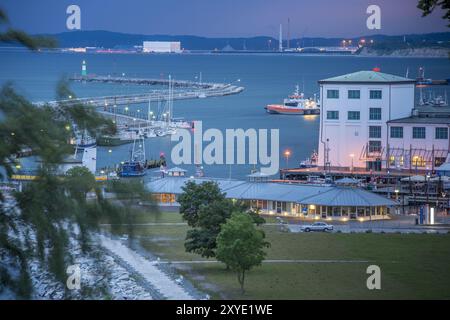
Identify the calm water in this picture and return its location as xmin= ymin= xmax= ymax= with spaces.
xmin=1 ymin=50 xmax=449 ymax=179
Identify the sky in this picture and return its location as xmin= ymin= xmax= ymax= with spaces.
xmin=1 ymin=0 xmax=448 ymax=38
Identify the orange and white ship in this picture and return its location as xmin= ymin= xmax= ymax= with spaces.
xmin=265 ymin=85 xmax=320 ymax=115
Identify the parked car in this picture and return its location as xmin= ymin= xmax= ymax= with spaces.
xmin=300 ymin=222 xmax=334 ymax=232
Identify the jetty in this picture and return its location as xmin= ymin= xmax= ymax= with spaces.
xmin=34 ymin=76 xmax=244 ymax=108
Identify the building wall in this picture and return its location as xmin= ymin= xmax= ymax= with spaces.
xmin=387 ymin=122 xmax=450 ymax=170
xmin=318 ymin=82 xmax=415 ymax=170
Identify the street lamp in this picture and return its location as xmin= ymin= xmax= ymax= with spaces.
xmin=349 ymin=153 xmax=355 ymax=173
xmin=284 ymin=149 xmax=291 ymax=168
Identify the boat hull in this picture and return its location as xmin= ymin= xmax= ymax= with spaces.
xmin=265 ymin=104 xmax=320 ymax=115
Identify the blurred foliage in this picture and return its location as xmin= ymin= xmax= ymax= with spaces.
xmin=0 ymin=8 xmax=57 ymax=50
xmin=417 ymin=0 xmax=450 ymax=26
xmin=0 ymin=8 xmax=148 ymax=299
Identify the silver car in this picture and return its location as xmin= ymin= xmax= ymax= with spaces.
xmin=300 ymin=222 xmax=334 ymax=232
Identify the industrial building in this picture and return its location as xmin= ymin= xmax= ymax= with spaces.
xmin=142 ymin=41 xmax=181 ymax=53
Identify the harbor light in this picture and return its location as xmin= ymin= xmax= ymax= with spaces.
xmin=284 ymin=149 xmax=291 ymax=168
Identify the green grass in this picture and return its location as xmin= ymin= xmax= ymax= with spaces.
xmin=108 ymin=211 xmax=450 ymax=299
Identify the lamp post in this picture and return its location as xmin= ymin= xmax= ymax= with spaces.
xmin=284 ymin=149 xmax=291 ymax=168
xmin=349 ymin=153 xmax=355 ymax=174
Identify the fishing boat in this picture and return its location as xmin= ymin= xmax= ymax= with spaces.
xmin=265 ymin=85 xmax=320 ymax=115
xmin=118 ymin=135 xmax=146 ymax=177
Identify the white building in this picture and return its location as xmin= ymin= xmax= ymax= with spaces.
xmin=387 ymin=106 xmax=450 ymax=171
xmin=317 ymin=70 xmax=416 ymax=172
xmin=143 ymin=41 xmax=181 ymax=53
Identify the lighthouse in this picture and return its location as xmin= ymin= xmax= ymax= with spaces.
xmin=81 ymin=60 xmax=87 ymax=77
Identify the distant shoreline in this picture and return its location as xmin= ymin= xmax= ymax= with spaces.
xmin=0 ymin=46 xmax=448 ymax=58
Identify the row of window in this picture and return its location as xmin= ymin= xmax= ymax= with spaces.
xmin=326 ymin=108 xmax=382 ymax=120
xmin=390 ymin=126 xmax=448 ymax=140
xmin=327 ymin=89 xmax=382 ymax=100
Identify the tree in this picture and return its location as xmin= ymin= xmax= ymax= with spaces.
xmin=64 ymin=167 xmax=96 ymax=203
xmin=178 ymin=181 xmax=265 ymax=258
xmin=417 ymin=0 xmax=450 ymax=26
xmin=216 ymin=212 xmax=270 ymax=294
xmin=178 ymin=181 xmax=225 ymax=227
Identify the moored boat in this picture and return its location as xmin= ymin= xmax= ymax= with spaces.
xmin=265 ymin=85 xmax=320 ymax=115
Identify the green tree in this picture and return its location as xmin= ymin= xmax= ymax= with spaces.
xmin=178 ymin=181 xmax=225 ymax=227
xmin=417 ymin=0 xmax=450 ymax=26
xmin=178 ymin=181 xmax=265 ymax=258
xmin=65 ymin=167 xmax=96 ymax=203
xmin=216 ymin=212 xmax=269 ymax=294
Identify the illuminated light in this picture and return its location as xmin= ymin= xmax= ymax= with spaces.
xmin=108 ymin=149 xmax=112 ymax=153
xmin=309 ymin=204 xmax=316 ymax=210
xmin=15 ymin=164 xmax=21 ymax=169
xmin=342 ymin=218 xmax=348 ymax=222
xmin=373 ymin=67 xmax=381 ymax=72
xmin=125 ymin=107 xmax=129 ymax=111
xmin=358 ymin=218 xmax=365 ymax=222
xmin=430 ymin=207 xmax=435 ymax=225
xmin=11 ymin=132 xmax=15 ymax=136
xmin=65 ymin=125 xmax=71 ymax=131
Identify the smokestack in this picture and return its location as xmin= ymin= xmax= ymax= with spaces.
xmin=287 ymin=18 xmax=290 ymax=50
xmin=279 ymin=24 xmax=283 ymax=52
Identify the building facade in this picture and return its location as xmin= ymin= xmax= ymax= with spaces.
xmin=387 ymin=106 xmax=450 ymax=172
xmin=317 ymin=70 xmax=416 ymax=172
xmin=147 ymin=173 xmax=397 ymax=222
xmin=143 ymin=41 xmax=181 ymax=53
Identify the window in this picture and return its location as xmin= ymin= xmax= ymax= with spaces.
xmin=347 ymin=111 xmax=360 ymax=120
xmin=435 ymin=157 xmax=446 ymax=167
xmin=370 ymin=90 xmax=382 ymax=99
xmin=389 ymin=155 xmax=395 ymax=166
xmin=435 ymin=127 xmax=448 ymax=140
xmin=412 ymin=156 xmax=426 ymax=167
xmin=327 ymin=110 xmax=339 ymax=120
xmin=327 ymin=89 xmax=339 ymax=99
xmin=348 ymin=90 xmax=360 ymax=99
xmin=369 ymin=108 xmax=382 ymax=120
xmin=413 ymin=127 xmax=426 ymax=139
xmin=368 ymin=141 xmax=382 ymax=153
xmin=369 ymin=126 xmax=382 ymax=138
xmin=390 ymin=126 xmax=403 ymax=138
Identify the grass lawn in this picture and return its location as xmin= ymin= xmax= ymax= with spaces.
xmin=109 ymin=211 xmax=450 ymax=299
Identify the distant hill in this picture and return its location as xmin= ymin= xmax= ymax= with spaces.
xmin=2 ymin=30 xmax=450 ymax=51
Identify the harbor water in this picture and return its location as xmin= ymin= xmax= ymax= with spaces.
xmin=1 ymin=50 xmax=449 ymax=179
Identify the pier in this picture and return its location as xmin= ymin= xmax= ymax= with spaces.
xmin=34 ymin=76 xmax=244 ymax=108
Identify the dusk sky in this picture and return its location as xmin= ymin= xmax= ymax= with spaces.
xmin=1 ymin=0 xmax=448 ymax=38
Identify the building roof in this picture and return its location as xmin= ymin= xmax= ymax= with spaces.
xmin=297 ymin=187 xmax=398 ymax=207
xmin=319 ymin=70 xmax=415 ymax=84
xmin=388 ymin=116 xmax=450 ymax=124
xmin=147 ymin=177 xmax=397 ymax=207
xmin=166 ymin=167 xmax=187 ymax=173
xmin=437 ymin=162 xmax=450 ymax=172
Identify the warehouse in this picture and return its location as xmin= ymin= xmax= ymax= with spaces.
xmin=143 ymin=41 xmax=182 ymax=53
